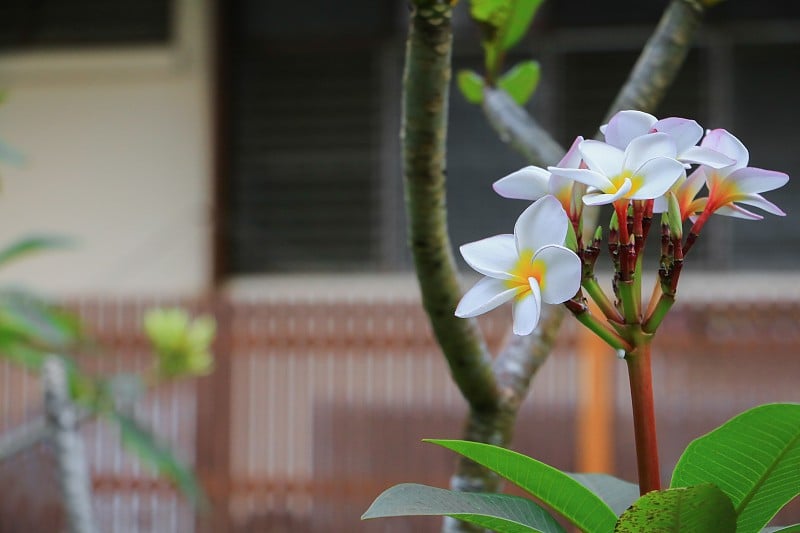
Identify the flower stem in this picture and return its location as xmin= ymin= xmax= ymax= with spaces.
xmin=565 ymin=300 xmax=632 ymax=352
xmin=582 ymin=276 xmax=623 ymax=323
xmin=642 ymin=292 xmax=675 ymax=334
xmin=618 ymin=279 xmax=640 ymax=324
xmin=625 ymin=340 xmax=661 ymax=495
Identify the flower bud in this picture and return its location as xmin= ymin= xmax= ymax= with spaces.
xmin=666 ymin=192 xmax=683 ymax=240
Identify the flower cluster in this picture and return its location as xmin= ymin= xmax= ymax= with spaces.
xmin=457 ymin=110 xmax=789 ymax=337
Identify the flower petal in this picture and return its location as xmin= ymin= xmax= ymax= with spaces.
xmin=455 ymin=277 xmax=517 ymax=318
xmin=547 ymin=167 xmax=613 ymax=192
xmin=653 ymin=117 xmax=702 ymax=153
xmin=714 ymin=204 xmax=763 ymax=220
xmin=512 ymin=281 xmax=541 ymax=335
xmin=603 ymin=110 xmax=657 ymax=149
xmin=514 ymin=195 xmax=569 ymax=252
xmin=652 ymin=195 xmax=667 ymax=213
xmin=493 ymin=166 xmax=551 ymax=200
xmin=630 ymin=157 xmax=685 ymax=200
xmin=533 ymin=244 xmax=582 ymax=304
xmin=735 ymin=193 xmax=786 ymax=216
xmin=559 ymin=135 xmax=585 ymax=168
xmin=583 ymin=181 xmax=631 ymax=206
xmin=701 ymin=129 xmax=749 ymax=171
xmin=623 ymin=132 xmax=677 ymax=172
xmin=726 ymin=167 xmax=789 ymax=194
xmin=679 ymin=145 xmax=734 ymax=169
xmin=459 ymin=234 xmax=518 ymax=279
xmin=579 ymin=140 xmax=624 ymax=176
xmin=683 ymin=167 xmax=707 ymax=202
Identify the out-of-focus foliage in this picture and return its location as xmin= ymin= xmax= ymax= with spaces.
xmin=144 ymin=308 xmax=215 ymax=380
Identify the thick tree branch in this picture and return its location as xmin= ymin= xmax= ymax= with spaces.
xmin=481 ymin=89 xmax=565 ymax=167
xmin=605 ymin=0 xmax=707 ymax=122
xmin=403 ymin=1 xmax=498 ymax=412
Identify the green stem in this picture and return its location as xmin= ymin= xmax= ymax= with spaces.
xmin=618 ymin=280 xmax=640 ymax=324
xmin=582 ymin=276 xmax=624 ymax=323
xmin=625 ymin=340 xmax=661 ymax=495
xmin=566 ymin=302 xmax=633 ymax=352
xmin=643 ymin=293 xmax=675 ymax=334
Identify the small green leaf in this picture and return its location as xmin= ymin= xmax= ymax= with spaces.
xmin=426 ymin=440 xmax=617 ymax=532
xmin=144 ymin=308 xmax=215 ymax=379
xmin=615 ymin=484 xmax=736 ymax=532
xmin=671 ymin=404 xmax=800 ymax=533
xmin=112 ymin=412 xmax=206 ymax=508
xmin=501 ymin=0 xmax=545 ymax=50
xmin=498 ymin=61 xmax=540 ymax=105
xmin=363 ymin=483 xmax=564 ymax=533
xmin=0 ymin=235 xmax=73 ymax=269
xmin=568 ymin=473 xmax=639 ymax=516
xmin=457 ymin=70 xmax=485 ymax=104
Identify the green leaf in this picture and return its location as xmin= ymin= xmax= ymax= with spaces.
xmin=457 ymin=70 xmax=485 ymax=104
xmin=615 ymin=484 xmax=736 ymax=532
xmin=363 ymin=483 xmax=565 ymax=533
xmin=763 ymin=526 xmax=800 ymax=533
xmin=498 ymin=61 xmax=540 ymax=105
xmin=0 ymin=288 xmax=83 ymax=350
xmin=111 ymin=412 xmax=206 ymax=508
xmin=471 ymin=0 xmax=509 ymax=25
xmin=568 ymin=473 xmax=639 ymax=516
xmin=501 ymin=0 xmax=545 ymax=50
xmin=426 ymin=439 xmax=617 ymax=532
xmin=564 ymin=218 xmax=578 ymax=253
xmin=0 ymin=235 xmax=73 ymax=269
xmin=671 ymin=403 xmax=800 ymax=533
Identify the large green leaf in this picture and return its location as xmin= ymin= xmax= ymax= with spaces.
xmin=363 ymin=483 xmax=565 ymax=533
xmin=0 ymin=235 xmax=72 ymax=268
xmin=498 ymin=60 xmax=540 ymax=105
xmin=614 ymin=484 xmax=736 ymax=532
xmin=426 ymin=440 xmax=617 ymax=532
xmin=671 ymin=403 xmax=800 ymax=533
xmin=112 ymin=412 xmax=206 ymax=508
xmin=568 ymin=473 xmax=639 ymax=516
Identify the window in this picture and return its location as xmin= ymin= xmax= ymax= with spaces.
xmin=0 ymin=0 xmax=171 ymax=50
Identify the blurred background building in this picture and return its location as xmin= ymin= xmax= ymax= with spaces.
xmin=0 ymin=0 xmax=799 ymax=531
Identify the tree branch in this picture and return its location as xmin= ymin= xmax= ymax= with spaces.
xmin=403 ymin=1 xmax=498 ymax=412
xmin=604 ymin=0 xmax=708 ymax=122
xmin=481 ymin=88 xmax=565 ymax=167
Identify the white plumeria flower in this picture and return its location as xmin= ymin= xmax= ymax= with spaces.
xmin=547 ymin=133 xmax=685 ymax=206
xmin=600 ymin=110 xmax=732 ymax=168
xmin=492 ymin=136 xmax=586 ymax=216
xmin=455 ymin=195 xmax=581 ymax=336
xmin=692 ymin=129 xmax=789 ymax=220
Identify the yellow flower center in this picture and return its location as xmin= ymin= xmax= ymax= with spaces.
xmin=608 ymin=169 xmax=644 ymax=197
xmin=505 ymin=249 xmax=546 ymax=299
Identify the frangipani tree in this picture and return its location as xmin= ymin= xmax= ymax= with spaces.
xmin=369 ymin=0 xmax=798 ymax=532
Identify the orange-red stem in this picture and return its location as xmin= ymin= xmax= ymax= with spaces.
xmin=626 ymin=341 xmax=661 ymax=495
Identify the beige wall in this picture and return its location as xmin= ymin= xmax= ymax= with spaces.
xmin=0 ymin=0 xmax=212 ymax=297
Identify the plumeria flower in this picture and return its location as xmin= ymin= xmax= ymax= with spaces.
xmin=693 ymin=129 xmax=789 ymax=220
xmin=492 ymin=136 xmax=587 ymax=218
xmin=654 ymin=168 xmax=707 ymax=221
xmin=601 ymin=110 xmax=732 ymax=168
xmin=455 ymin=195 xmax=581 ymax=335
xmin=548 ymin=133 xmax=685 ymax=206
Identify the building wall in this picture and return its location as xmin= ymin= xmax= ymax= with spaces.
xmin=0 ymin=0 xmax=212 ymax=297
